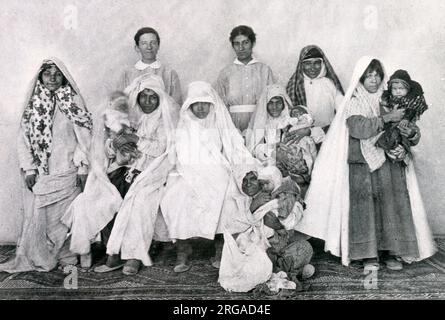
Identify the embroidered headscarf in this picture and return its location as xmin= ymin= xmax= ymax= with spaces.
xmin=286 ymin=45 xmax=344 ymax=107
xmin=20 ymin=58 xmax=92 ymax=174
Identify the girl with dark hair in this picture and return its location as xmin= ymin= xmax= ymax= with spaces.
xmin=216 ymin=25 xmax=276 ymax=135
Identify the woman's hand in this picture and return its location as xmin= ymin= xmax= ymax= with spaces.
xmin=382 ymin=108 xmax=405 ymax=123
xmin=76 ymin=174 xmax=88 ymax=192
xmin=282 ymin=127 xmax=310 ymax=144
xmin=119 ymin=143 xmax=138 ymax=154
xmin=250 ymin=192 xmax=272 ymax=213
xmin=276 ymin=143 xmax=289 ymax=163
xmin=399 ymin=123 xmax=416 ymax=138
xmin=25 ymin=173 xmax=37 ymax=191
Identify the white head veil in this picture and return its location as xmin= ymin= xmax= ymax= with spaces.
xmin=246 ymin=84 xmax=293 ymax=153
xmin=63 ymin=74 xmax=178 ymax=256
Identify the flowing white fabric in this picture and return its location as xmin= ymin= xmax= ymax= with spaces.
xmin=105 ymin=74 xmax=178 ymax=265
xmin=161 ymin=81 xmax=259 ymax=240
xmin=246 ymin=84 xmax=293 ymax=154
xmin=64 ymin=74 xmax=178 ymax=266
xmin=296 ymin=56 xmax=436 ymax=266
xmin=303 ymin=61 xmax=343 ymax=128
xmin=1 ymin=58 xmax=91 ymax=273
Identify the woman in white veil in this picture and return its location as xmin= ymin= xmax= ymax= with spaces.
xmin=63 ymin=73 xmax=178 ymax=275
xmin=296 ymin=56 xmax=436 ymax=269
xmin=161 ymin=81 xmax=259 ymax=273
xmin=0 ymin=57 xmax=92 ymax=273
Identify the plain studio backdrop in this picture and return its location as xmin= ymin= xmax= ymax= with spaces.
xmin=0 ymin=0 xmax=444 ymax=243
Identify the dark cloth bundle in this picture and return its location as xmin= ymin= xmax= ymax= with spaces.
xmin=376 ymin=70 xmax=428 ymax=156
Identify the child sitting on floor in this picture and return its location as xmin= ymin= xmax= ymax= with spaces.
xmin=376 ymin=69 xmax=428 ymax=161
xmin=241 ymin=167 xmax=315 ymax=292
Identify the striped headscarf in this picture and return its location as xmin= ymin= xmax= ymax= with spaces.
xmin=286 ymin=45 xmax=344 ymax=107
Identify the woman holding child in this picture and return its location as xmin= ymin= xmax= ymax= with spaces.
xmin=296 ymin=56 xmax=436 ymax=270
xmin=246 ymin=84 xmax=320 ymax=196
xmin=64 ymin=74 xmax=178 ymax=275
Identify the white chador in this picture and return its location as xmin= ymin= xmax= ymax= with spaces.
xmin=63 ymin=74 xmax=178 ymax=266
xmin=161 ymin=81 xmax=260 ymax=241
xmin=296 ymin=56 xmax=436 ymax=266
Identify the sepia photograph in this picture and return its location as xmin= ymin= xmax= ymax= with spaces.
xmin=0 ymin=0 xmax=444 ymax=306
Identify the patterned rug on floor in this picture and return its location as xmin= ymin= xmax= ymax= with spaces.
xmin=1 ymin=239 xmax=445 ymax=300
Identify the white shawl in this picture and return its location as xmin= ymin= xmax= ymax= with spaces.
xmin=63 ymin=74 xmax=178 ymax=263
xmin=296 ymin=56 xmax=436 ymax=266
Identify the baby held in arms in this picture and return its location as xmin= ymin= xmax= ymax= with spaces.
xmin=103 ymin=91 xmax=141 ymax=168
xmin=377 ymin=69 xmax=428 ymax=162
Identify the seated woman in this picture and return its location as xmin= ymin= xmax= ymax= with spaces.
xmin=63 ymin=74 xmax=178 ymax=275
xmin=215 ymin=25 xmax=276 ymax=135
xmin=286 ymin=45 xmax=344 ymax=140
xmin=161 ymin=81 xmax=259 ymax=273
xmin=0 ymin=58 xmax=92 ymax=273
xmin=246 ymin=84 xmax=320 ymax=196
xmin=296 ymin=56 xmax=436 ymax=270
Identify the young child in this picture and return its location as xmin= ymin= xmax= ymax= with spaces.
xmin=241 ymin=167 xmax=315 ymax=292
xmin=376 ymin=70 xmax=428 ymax=161
xmin=278 ymin=106 xmax=322 ymax=196
xmin=103 ymin=91 xmax=141 ymax=169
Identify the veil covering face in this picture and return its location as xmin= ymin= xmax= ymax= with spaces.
xmin=295 ymin=56 xmax=436 ymax=266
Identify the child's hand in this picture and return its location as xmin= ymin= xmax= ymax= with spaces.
xmin=382 ymin=108 xmax=405 ymax=123
xmin=399 ymin=123 xmax=416 ymax=139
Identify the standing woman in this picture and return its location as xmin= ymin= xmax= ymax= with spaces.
xmin=216 ymin=25 xmax=276 ymax=135
xmin=286 ymin=45 xmax=344 ymax=135
xmin=119 ymin=27 xmax=183 ymax=105
xmin=296 ymin=56 xmax=436 ymax=270
xmin=0 ymin=58 xmax=92 ymax=272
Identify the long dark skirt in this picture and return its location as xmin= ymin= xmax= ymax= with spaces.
xmin=101 ymin=167 xmax=140 ymax=246
xmin=348 ymin=160 xmax=419 ymax=260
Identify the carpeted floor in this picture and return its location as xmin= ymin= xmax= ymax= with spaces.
xmin=1 ymin=239 xmax=445 ymax=300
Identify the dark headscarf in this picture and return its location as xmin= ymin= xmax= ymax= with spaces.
xmin=286 ymin=45 xmax=344 ymax=107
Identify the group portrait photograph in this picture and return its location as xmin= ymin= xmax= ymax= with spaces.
xmin=0 ymin=0 xmax=444 ymax=305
